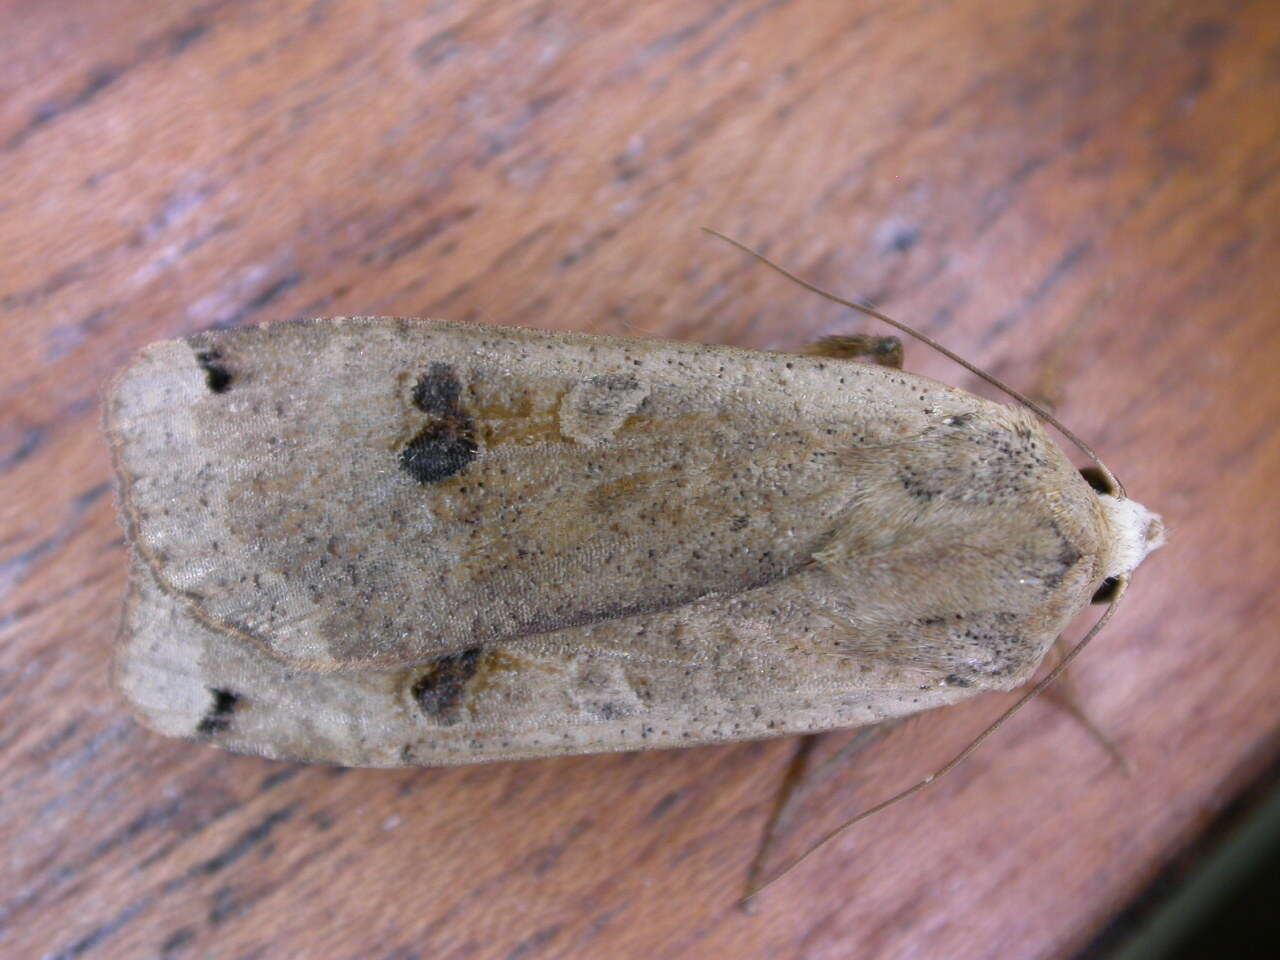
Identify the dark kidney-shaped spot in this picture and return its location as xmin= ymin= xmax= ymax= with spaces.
xmin=399 ymin=362 xmax=477 ymax=484
xmin=400 ymin=421 xmax=477 ymax=483
xmin=411 ymin=647 xmax=483 ymax=724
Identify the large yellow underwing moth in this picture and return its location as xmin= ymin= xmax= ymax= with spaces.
xmin=105 ymin=243 xmax=1163 ymax=884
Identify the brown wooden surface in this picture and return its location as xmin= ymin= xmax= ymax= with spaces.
xmin=3 ymin=2 xmax=1278 ymax=958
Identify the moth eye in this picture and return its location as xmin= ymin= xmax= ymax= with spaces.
xmin=1079 ymin=466 xmax=1116 ymax=495
xmin=1091 ymin=576 xmax=1122 ymax=604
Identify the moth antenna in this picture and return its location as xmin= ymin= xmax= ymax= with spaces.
xmin=702 ymin=228 xmax=1125 ymax=499
xmin=739 ymin=578 xmax=1129 ymax=907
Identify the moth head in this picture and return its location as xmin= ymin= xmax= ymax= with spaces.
xmin=1091 ymin=488 xmax=1165 ymax=598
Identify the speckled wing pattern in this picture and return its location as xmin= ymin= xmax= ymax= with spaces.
xmin=107 ymin=318 xmax=1112 ymax=766
xmin=114 ymin=555 xmax=1036 ymax=767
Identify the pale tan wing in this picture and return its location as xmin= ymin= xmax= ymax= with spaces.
xmin=115 ymin=511 xmax=1099 ymax=768
xmin=106 ymin=317 xmax=984 ymax=671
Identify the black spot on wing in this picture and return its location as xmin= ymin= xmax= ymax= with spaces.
xmin=411 ymin=647 xmax=483 ymax=724
xmin=196 ymin=687 xmax=240 ymax=734
xmin=195 ymin=350 xmax=232 ymax=393
xmin=400 ymin=421 xmax=477 ymax=483
xmin=411 ymin=363 xmax=464 ymax=416
xmin=400 ymin=362 xmax=477 ymax=483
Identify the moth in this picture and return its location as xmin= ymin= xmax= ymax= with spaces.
xmin=105 ymin=241 xmax=1163 ymax=875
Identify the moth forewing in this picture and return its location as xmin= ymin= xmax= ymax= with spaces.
xmin=105 ymin=317 xmax=1163 ymax=767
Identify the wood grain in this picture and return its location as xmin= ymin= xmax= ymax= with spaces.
xmin=2 ymin=1 xmax=1277 ymax=958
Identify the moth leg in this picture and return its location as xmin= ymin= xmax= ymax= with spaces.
xmin=743 ymin=725 xmax=892 ymax=909
xmin=802 ymin=334 xmax=903 ymax=368
xmin=1043 ymin=636 xmax=1133 ymax=773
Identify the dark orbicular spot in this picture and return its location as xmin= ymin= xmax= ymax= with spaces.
xmin=399 ymin=421 xmax=477 ymax=484
xmin=196 ymin=687 xmax=240 ymax=734
xmin=400 ymin=362 xmax=477 ymax=484
xmin=411 ymin=647 xmax=483 ymax=724
xmin=411 ymin=363 xmax=464 ymax=416
xmin=195 ymin=349 xmax=232 ymax=393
